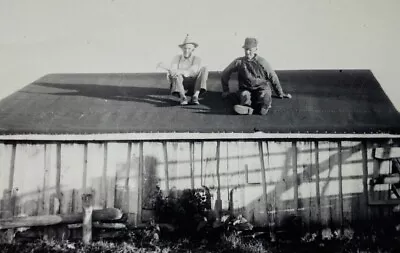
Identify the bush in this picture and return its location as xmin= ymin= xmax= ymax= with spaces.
xmin=0 ymin=240 xmax=138 ymax=253
xmin=153 ymin=186 xmax=214 ymax=238
xmin=217 ymin=234 xmax=271 ymax=253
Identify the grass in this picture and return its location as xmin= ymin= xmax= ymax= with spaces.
xmin=1 ymin=232 xmax=400 ymax=253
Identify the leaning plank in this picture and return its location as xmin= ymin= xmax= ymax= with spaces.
xmin=0 ymin=208 xmax=123 ymax=229
xmin=60 ymin=208 xmax=123 ymax=224
xmin=70 ymin=230 xmax=126 ymax=241
xmin=95 ymin=231 xmax=125 ymax=240
xmin=131 ymin=223 xmax=175 ymax=232
xmin=15 ymin=229 xmax=42 ymax=239
xmin=68 ymin=222 xmax=126 ymax=230
xmin=0 ymin=216 xmax=62 ymax=230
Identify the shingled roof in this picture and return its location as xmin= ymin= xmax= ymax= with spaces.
xmin=0 ymin=70 xmax=399 ymax=135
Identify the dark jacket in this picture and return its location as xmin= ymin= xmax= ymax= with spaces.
xmin=221 ymin=55 xmax=284 ymax=96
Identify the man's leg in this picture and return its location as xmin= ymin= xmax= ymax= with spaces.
xmin=188 ymin=67 xmax=208 ymax=105
xmin=239 ymin=90 xmax=252 ymax=106
xmin=234 ymin=89 xmax=254 ymax=115
xmin=169 ymin=74 xmax=188 ymax=105
xmin=192 ymin=67 xmax=209 ymax=103
xmin=254 ymin=86 xmax=272 ymax=115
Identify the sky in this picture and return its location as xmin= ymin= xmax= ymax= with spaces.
xmin=0 ymin=0 xmax=399 ymax=110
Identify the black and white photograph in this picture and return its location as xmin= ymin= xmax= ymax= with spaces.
xmin=0 ymin=0 xmax=399 ymax=252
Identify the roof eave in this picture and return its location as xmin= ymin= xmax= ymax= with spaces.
xmin=0 ymin=132 xmax=399 ymax=142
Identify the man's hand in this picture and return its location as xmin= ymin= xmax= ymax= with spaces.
xmin=283 ymin=93 xmax=292 ymax=99
xmin=168 ymin=70 xmax=179 ymax=78
xmin=221 ymin=91 xmax=230 ymax=99
xmin=181 ymin=70 xmax=190 ymax=78
xmin=279 ymin=93 xmax=292 ymax=99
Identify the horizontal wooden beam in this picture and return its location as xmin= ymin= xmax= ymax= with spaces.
xmin=68 ymin=222 xmax=126 ymax=230
xmin=368 ymin=199 xmax=400 ymax=206
xmin=0 ymin=208 xmax=122 ymax=230
xmin=374 ymin=147 xmax=400 ymax=159
xmin=0 ymin=133 xmax=399 ymax=142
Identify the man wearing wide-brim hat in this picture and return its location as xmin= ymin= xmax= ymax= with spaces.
xmin=159 ymin=34 xmax=208 ymax=105
xmin=221 ymin=37 xmax=291 ymax=115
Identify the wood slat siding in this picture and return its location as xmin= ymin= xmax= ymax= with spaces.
xmin=108 ymin=142 xmax=129 ymax=210
xmin=226 ymin=141 xmax=242 ymax=213
xmin=13 ymin=144 xmax=46 ymax=217
xmin=239 ymin=141 xmax=263 ymax=225
xmin=192 ymin=142 xmax=202 ymax=189
xmin=369 ymin=143 xmax=392 ymax=220
xmin=296 ymin=141 xmax=317 ymax=231
xmin=218 ymin=141 xmax=230 ymax=211
xmin=265 ymin=141 xmax=294 ymax=228
xmin=189 ymin=142 xmax=195 ymax=189
xmin=170 ymin=142 xmax=191 ymax=190
xmin=142 ymin=142 xmax=166 ymax=221
xmin=137 ymin=142 xmax=144 ymax=224
xmin=59 ymin=143 xmax=85 ymax=215
xmin=318 ymin=142 xmax=339 ymax=229
xmin=202 ymin=142 xmax=219 ymax=210
xmin=0 ymin=144 xmax=14 ymax=219
xmin=126 ymin=142 xmax=140 ymax=224
xmin=86 ymin=143 xmax=105 ymax=210
xmin=0 ymin=140 xmax=394 ymax=230
xmin=361 ymin=142 xmax=370 ymax=222
xmin=233 ymin=141 xmax=262 ymax=222
xmin=43 ymin=144 xmax=57 ymax=215
xmin=340 ymin=141 xmax=365 ymax=225
xmin=258 ymin=141 xmax=268 ymax=228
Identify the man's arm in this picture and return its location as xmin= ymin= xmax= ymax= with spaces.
xmin=168 ymin=55 xmax=181 ymax=77
xmin=221 ymin=58 xmax=240 ymax=93
xmin=258 ymin=57 xmax=284 ymax=97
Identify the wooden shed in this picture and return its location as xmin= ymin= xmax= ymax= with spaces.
xmin=0 ymin=70 xmax=399 ymax=233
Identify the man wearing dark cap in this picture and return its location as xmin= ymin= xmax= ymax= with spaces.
xmin=221 ymin=37 xmax=291 ymax=115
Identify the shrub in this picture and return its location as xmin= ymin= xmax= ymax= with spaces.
xmin=217 ymin=234 xmax=272 ymax=253
xmin=153 ymin=186 xmax=214 ymax=238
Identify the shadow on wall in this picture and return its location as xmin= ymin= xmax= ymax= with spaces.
xmin=0 ymin=142 xmax=396 ymax=235
xmin=136 ymin=142 xmax=395 ymax=233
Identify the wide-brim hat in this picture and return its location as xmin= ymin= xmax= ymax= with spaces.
xmin=242 ymin=37 xmax=258 ymax=49
xmin=179 ymin=34 xmax=199 ymax=48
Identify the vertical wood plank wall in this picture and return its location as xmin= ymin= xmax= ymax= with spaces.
xmin=0 ymin=140 xmax=394 ymax=230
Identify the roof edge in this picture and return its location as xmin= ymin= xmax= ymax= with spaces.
xmin=37 ymin=68 xmax=373 ymax=76
xmin=0 ymin=132 xmax=399 ymax=142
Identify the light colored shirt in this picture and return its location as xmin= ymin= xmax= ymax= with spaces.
xmin=170 ymin=55 xmax=202 ymax=77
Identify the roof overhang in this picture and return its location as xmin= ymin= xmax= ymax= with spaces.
xmin=0 ymin=132 xmax=399 ymax=142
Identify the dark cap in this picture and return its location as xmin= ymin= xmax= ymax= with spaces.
xmin=242 ymin=37 xmax=258 ymax=49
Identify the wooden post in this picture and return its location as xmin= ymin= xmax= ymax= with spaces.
xmin=82 ymin=194 xmax=93 ymax=244
xmin=8 ymin=144 xmax=16 ymax=218
xmin=215 ymin=141 xmax=222 ymax=217
xmin=362 ymin=141 xmax=370 ymax=220
xmin=162 ymin=142 xmax=170 ymax=193
xmin=258 ymin=142 xmax=269 ymax=228
xmin=292 ymin=142 xmax=299 ymax=215
xmin=137 ymin=142 xmax=144 ymax=225
xmin=338 ymin=142 xmax=344 ymax=233
xmin=55 ymin=143 xmax=62 ymax=216
xmin=315 ymin=141 xmax=322 ymax=237
xmin=190 ymin=142 xmax=195 ymax=189
xmin=102 ymin=143 xmax=108 ymax=209
xmin=82 ymin=143 xmax=88 ymax=192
